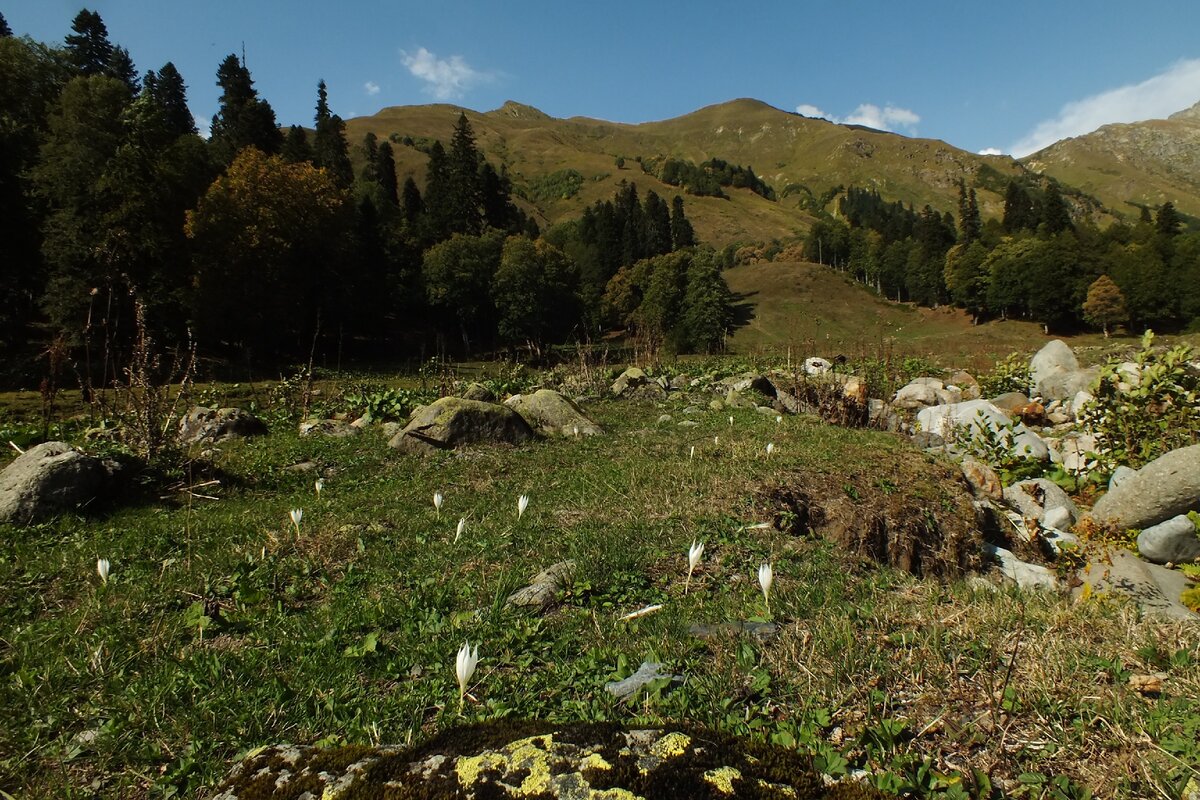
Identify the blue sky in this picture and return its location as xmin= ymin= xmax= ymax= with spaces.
xmin=7 ymin=0 xmax=1200 ymax=156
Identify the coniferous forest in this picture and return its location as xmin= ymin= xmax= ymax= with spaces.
xmin=0 ymin=10 xmax=722 ymax=386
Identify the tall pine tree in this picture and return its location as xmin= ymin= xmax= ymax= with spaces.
xmin=64 ymin=9 xmax=112 ymax=76
xmin=149 ymin=62 xmax=196 ymax=137
xmin=209 ymin=54 xmax=281 ymax=165
xmin=312 ymin=80 xmax=352 ymax=187
xmin=448 ymin=113 xmax=483 ymax=235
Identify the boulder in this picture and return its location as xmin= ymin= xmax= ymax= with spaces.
xmin=178 ymin=407 xmax=267 ymax=445
xmin=1089 ymin=445 xmax=1200 ymax=531
xmin=1137 ymin=515 xmax=1200 ymax=565
xmin=804 ymin=357 xmax=832 ymax=375
xmin=893 ymin=381 xmax=939 ymax=409
xmin=948 ymin=370 xmax=981 ymax=400
xmin=989 ymin=392 xmax=1031 ymax=414
xmin=960 ymin=457 xmax=1002 ymax=502
xmin=1002 ymin=478 xmax=1079 ymax=525
xmin=505 ymin=389 xmax=602 ymax=437
xmin=1075 ymin=548 xmax=1198 ymax=621
xmin=0 ymin=442 xmax=113 ymax=524
xmin=1029 ymin=340 xmax=1102 ymax=401
xmin=460 ymin=382 xmax=496 ymax=402
xmin=983 ymin=543 xmax=1060 ymax=591
xmin=611 ymin=367 xmax=647 ymax=397
xmin=388 ymin=397 xmax=537 ymax=453
xmin=917 ymin=399 xmax=1049 ymax=461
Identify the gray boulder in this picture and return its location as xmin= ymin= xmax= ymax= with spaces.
xmin=1075 ymin=548 xmax=1198 ymax=620
xmin=990 ymin=392 xmax=1031 ymax=415
xmin=893 ymin=381 xmax=939 ymax=409
xmin=505 ymin=389 xmax=602 ymax=437
xmin=611 ymin=367 xmax=647 ymax=397
xmin=506 ymin=560 xmax=576 ymax=609
xmin=1030 ymin=340 xmax=1097 ymax=401
xmin=1002 ymin=478 xmax=1079 ymax=525
xmin=0 ymin=442 xmax=113 ymax=524
xmin=917 ymin=399 xmax=1049 ymax=461
xmin=460 ymin=382 xmax=496 ymax=402
xmin=298 ymin=418 xmax=358 ymax=438
xmin=982 ymin=543 xmax=1060 ymax=590
xmin=178 ymin=406 xmax=267 ymax=445
xmin=1089 ymin=445 xmax=1200 ymax=531
xmin=1137 ymin=515 xmax=1200 ymax=565
xmin=387 ymin=396 xmax=536 ymax=453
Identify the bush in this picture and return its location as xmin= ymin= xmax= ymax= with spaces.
xmin=1078 ymin=331 xmax=1200 ymax=471
xmin=977 ymin=352 xmax=1031 ymax=397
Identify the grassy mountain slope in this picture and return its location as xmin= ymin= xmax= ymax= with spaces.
xmin=723 ymin=260 xmax=1062 ymax=370
xmin=1023 ymin=100 xmax=1200 ymax=221
xmin=344 ymin=98 xmax=1034 ymax=246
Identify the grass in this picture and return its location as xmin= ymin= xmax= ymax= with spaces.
xmin=1 ymin=375 xmax=1198 ymax=799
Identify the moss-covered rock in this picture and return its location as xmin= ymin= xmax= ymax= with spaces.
xmin=388 ymin=397 xmax=537 ymax=453
xmin=211 ymin=721 xmax=891 ymax=799
xmin=505 ymin=390 xmax=603 ymax=437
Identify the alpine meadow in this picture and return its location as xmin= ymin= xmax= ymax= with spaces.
xmin=2 ymin=8 xmax=1200 ymax=800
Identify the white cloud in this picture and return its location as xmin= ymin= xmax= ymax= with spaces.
xmin=194 ymin=114 xmax=210 ymax=140
xmin=1011 ymin=59 xmax=1200 ymax=157
xmin=978 ymin=147 xmax=1003 ymax=156
xmin=364 ymin=81 xmax=381 ymax=96
xmin=401 ymin=47 xmax=489 ymax=100
xmin=795 ymin=101 xmax=920 ymax=134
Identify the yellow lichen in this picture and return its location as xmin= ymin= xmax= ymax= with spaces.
xmin=648 ymin=732 xmax=691 ymax=758
xmin=703 ymin=766 xmax=742 ymax=794
xmin=590 ymin=788 xmax=641 ymax=799
xmin=579 ymin=752 xmax=613 ymax=771
xmin=757 ymin=778 xmax=796 ymax=797
xmin=454 ymin=751 xmax=506 ymax=788
xmin=508 ymin=736 xmax=553 ymax=795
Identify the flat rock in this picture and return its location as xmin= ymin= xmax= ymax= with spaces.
xmin=1002 ymin=478 xmax=1078 ymax=524
xmin=982 ymin=543 xmax=1060 ymax=591
xmin=298 ymin=418 xmax=359 ymax=438
xmin=211 ymin=722 xmax=855 ymax=800
xmin=178 ymin=406 xmax=267 ymax=445
xmin=1075 ymin=549 xmax=1199 ymax=621
xmin=1089 ymin=445 xmax=1200 ymax=531
xmin=388 ymin=397 xmax=536 ymax=453
xmin=1137 ymin=515 xmax=1200 ymax=565
xmin=604 ymin=661 xmax=683 ymax=701
xmin=505 ymin=560 xmax=576 ymax=609
xmin=688 ymin=621 xmax=780 ymax=641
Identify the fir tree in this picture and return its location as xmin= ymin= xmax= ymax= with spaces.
xmin=1042 ymin=181 xmax=1072 ymax=234
xmin=376 ymin=141 xmax=399 ymax=206
xmin=64 ymin=9 xmax=112 ymax=76
xmin=957 ymin=182 xmax=981 ymax=244
xmin=1002 ymin=180 xmax=1037 ymax=233
xmin=0 ymin=12 xmax=12 ymax=37
xmin=209 ymin=54 xmax=281 ymax=164
xmin=1156 ymin=201 xmax=1181 ymax=237
xmin=420 ymin=140 xmax=453 ymax=240
xmin=448 ymin=113 xmax=483 ymax=234
xmin=281 ymin=126 xmax=314 ymax=163
xmin=108 ymin=45 xmax=138 ymax=94
xmin=401 ymin=176 xmax=422 ymax=226
xmin=150 ymin=62 xmax=196 ymax=137
xmin=312 ymin=80 xmax=352 ymax=186
xmin=670 ymin=195 xmax=695 ymax=248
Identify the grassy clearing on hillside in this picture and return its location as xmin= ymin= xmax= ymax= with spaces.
xmin=2 ymin=387 xmax=1198 ymax=799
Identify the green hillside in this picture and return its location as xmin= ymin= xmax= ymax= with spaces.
xmin=344 ymin=99 xmax=1040 ymax=247
xmin=1023 ymin=101 xmax=1200 ymax=222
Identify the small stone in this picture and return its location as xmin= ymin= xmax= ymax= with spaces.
xmin=1137 ymin=515 xmax=1200 ymax=565
xmin=1128 ymin=674 xmax=1165 ymax=696
xmin=604 ymin=661 xmax=682 ymax=701
xmin=657 ymin=414 xmax=672 ymax=424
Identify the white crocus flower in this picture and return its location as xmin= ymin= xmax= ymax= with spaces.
xmin=758 ymin=562 xmax=774 ymax=613
xmin=518 ymin=494 xmax=529 ymax=520
xmin=455 ymin=641 xmax=479 ymax=710
xmin=766 ymin=442 xmax=775 ymax=457
xmin=289 ymin=508 xmax=303 ymax=536
xmin=689 ymin=445 xmax=695 ymax=460
xmin=434 ymin=491 xmax=444 ymax=516
xmin=455 ymin=517 xmax=466 ymax=543
xmin=686 ymin=540 xmax=704 ymax=594
xmin=314 ymin=478 xmax=324 ymax=498
xmin=96 ymin=558 xmax=110 ymax=585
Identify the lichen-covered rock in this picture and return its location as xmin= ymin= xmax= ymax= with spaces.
xmin=461 ymin=382 xmax=497 ymax=402
xmin=611 ymin=367 xmax=647 ymax=397
xmin=388 ymin=397 xmax=537 ymax=453
xmin=298 ymin=418 xmax=359 ymax=438
xmin=506 ymin=560 xmax=576 ymax=609
xmin=505 ymin=390 xmax=603 ymax=437
xmin=0 ymin=442 xmax=113 ymax=524
xmin=178 ymin=406 xmax=267 ymax=445
xmin=210 ymin=721 xmax=888 ymax=799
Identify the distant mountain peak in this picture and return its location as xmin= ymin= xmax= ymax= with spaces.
xmin=1168 ymin=99 xmax=1200 ymax=122
xmin=492 ymin=100 xmax=550 ymax=120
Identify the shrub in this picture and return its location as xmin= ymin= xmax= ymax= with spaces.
xmin=1079 ymin=331 xmax=1200 ymax=471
